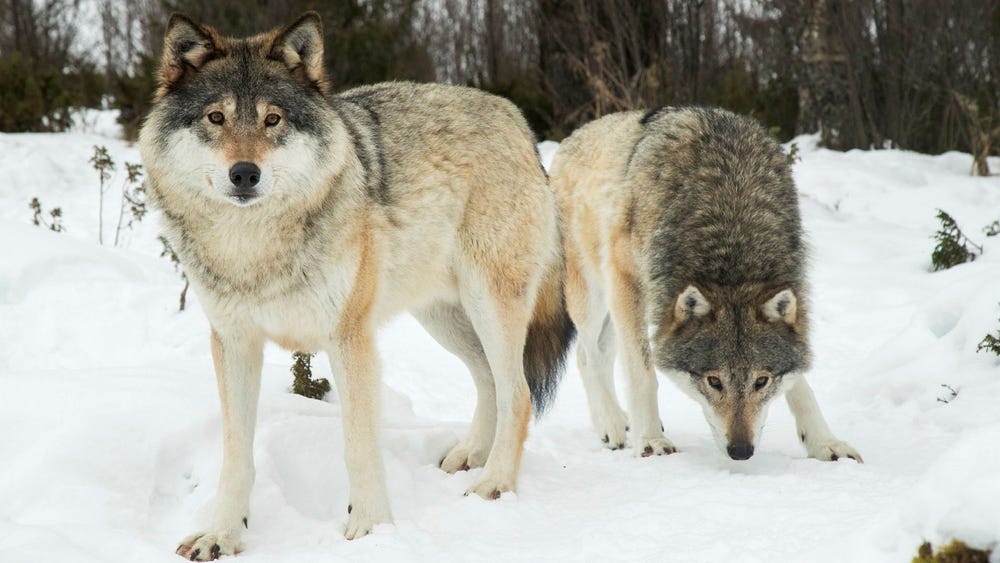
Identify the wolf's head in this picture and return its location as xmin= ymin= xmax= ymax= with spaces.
xmin=654 ymin=284 xmax=809 ymax=460
xmin=140 ymin=13 xmax=345 ymax=210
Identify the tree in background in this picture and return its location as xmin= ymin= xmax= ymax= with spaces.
xmin=936 ymin=2 xmax=1000 ymax=176
xmin=794 ymin=0 xmax=859 ymax=150
xmin=533 ymin=0 xmax=800 ymax=140
xmin=1 ymin=0 xmax=998 ymax=168
xmin=774 ymin=0 xmax=1000 ymax=167
xmin=0 ymin=0 xmax=103 ymax=132
xmin=88 ymin=0 xmax=434 ymax=139
xmin=94 ymin=0 xmax=163 ymax=139
xmin=421 ymin=0 xmax=549 ymax=134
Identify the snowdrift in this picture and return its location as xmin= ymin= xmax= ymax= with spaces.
xmin=1 ymin=119 xmax=998 ymax=562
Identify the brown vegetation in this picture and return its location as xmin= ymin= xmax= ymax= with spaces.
xmin=1 ymin=0 xmax=997 ymax=170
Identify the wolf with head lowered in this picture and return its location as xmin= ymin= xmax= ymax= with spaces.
xmin=139 ymin=12 xmax=573 ymax=560
xmin=549 ymin=107 xmax=860 ymax=464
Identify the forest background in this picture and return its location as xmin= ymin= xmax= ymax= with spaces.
xmin=1 ymin=0 xmax=998 ymax=174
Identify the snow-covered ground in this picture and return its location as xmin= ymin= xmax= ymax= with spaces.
xmin=1 ymin=118 xmax=998 ymax=562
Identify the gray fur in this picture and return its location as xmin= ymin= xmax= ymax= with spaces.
xmin=551 ymin=106 xmax=859 ymax=462
xmin=633 ymin=107 xmax=811 ymax=382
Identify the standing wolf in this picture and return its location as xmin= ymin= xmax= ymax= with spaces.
xmin=549 ymin=107 xmax=860 ymax=463
xmin=139 ymin=12 xmax=572 ymax=560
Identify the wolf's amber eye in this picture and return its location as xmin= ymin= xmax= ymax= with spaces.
xmin=264 ymin=113 xmax=281 ymax=127
xmin=707 ymin=376 xmax=723 ymax=391
xmin=207 ymin=111 xmax=225 ymax=125
xmin=754 ymin=376 xmax=770 ymax=390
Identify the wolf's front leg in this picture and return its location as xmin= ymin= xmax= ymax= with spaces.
xmin=786 ymin=377 xmax=862 ymax=463
xmin=177 ymin=329 xmax=263 ymax=561
xmin=607 ymin=249 xmax=675 ymax=458
xmin=329 ymin=325 xmax=392 ymax=540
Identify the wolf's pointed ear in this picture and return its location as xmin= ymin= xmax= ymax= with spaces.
xmin=762 ymin=289 xmax=797 ymax=325
xmin=269 ymin=12 xmax=326 ymax=90
xmin=675 ymin=285 xmax=712 ymax=322
xmin=159 ymin=14 xmax=219 ymax=89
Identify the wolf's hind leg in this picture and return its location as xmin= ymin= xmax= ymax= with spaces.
xmin=566 ymin=258 xmax=628 ymax=449
xmin=458 ymin=272 xmax=533 ymax=500
xmin=176 ymin=329 xmax=263 ymax=561
xmin=786 ymin=377 xmax=862 ymax=463
xmin=415 ymin=303 xmax=496 ymax=472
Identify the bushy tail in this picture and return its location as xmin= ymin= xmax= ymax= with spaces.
xmin=524 ymin=254 xmax=576 ymax=417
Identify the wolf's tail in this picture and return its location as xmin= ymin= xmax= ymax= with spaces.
xmin=524 ymin=249 xmax=576 ymax=417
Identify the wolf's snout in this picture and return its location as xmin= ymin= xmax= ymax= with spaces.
xmin=727 ymin=443 xmax=754 ymax=460
xmin=229 ymin=162 xmax=261 ymax=188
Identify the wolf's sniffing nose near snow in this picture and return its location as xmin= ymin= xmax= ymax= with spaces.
xmin=549 ymin=107 xmax=860 ymax=463
xmin=139 ymin=12 xmax=572 ymax=560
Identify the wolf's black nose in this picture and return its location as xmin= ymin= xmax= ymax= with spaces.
xmin=727 ymin=443 xmax=754 ymax=460
xmin=229 ymin=162 xmax=261 ymax=188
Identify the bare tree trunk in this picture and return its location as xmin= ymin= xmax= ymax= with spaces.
xmin=484 ymin=0 xmax=503 ymax=84
xmin=952 ymin=90 xmax=995 ymax=176
xmin=797 ymin=0 xmax=852 ymax=149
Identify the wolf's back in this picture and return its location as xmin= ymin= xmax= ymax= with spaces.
xmin=334 ymin=82 xmax=541 ymax=182
xmin=636 ymin=107 xmax=806 ymax=299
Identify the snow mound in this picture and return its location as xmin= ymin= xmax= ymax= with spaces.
xmin=903 ymin=424 xmax=1000 ymax=553
xmin=0 ymin=127 xmax=998 ymax=562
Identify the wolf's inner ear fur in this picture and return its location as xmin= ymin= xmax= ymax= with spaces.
xmin=675 ymin=285 xmax=712 ymax=322
xmin=762 ymin=289 xmax=797 ymax=324
xmin=269 ymin=12 xmax=325 ymax=89
xmin=160 ymin=14 xmax=218 ymax=88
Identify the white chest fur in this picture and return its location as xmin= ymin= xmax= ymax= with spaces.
xmin=195 ymin=257 xmax=357 ymax=353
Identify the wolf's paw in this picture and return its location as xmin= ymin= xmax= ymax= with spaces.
xmin=805 ymin=438 xmax=862 ymax=463
xmin=439 ymin=441 xmax=489 ymax=473
xmin=344 ymin=502 xmax=392 ymax=540
xmin=634 ymin=435 xmax=676 ymax=458
xmin=594 ymin=406 xmax=629 ymax=450
xmin=465 ymin=474 xmax=514 ymax=500
xmin=175 ymin=528 xmax=243 ymax=561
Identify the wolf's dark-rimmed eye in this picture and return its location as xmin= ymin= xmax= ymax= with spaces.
xmin=707 ymin=376 xmax=723 ymax=391
xmin=264 ymin=113 xmax=281 ymax=127
xmin=207 ymin=111 xmax=225 ymax=125
xmin=754 ymin=376 xmax=770 ymax=390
